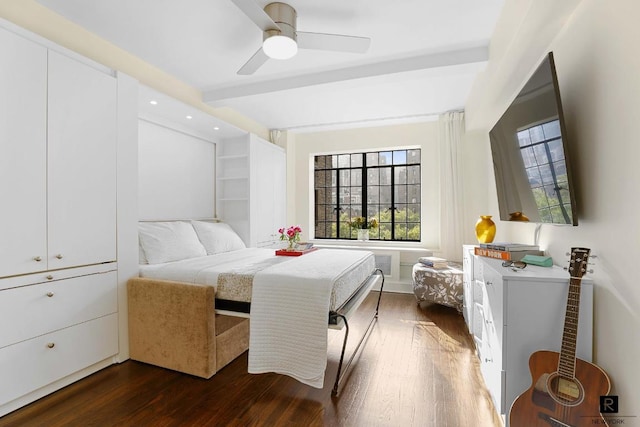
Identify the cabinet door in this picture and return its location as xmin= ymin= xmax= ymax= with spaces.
xmin=0 ymin=28 xmax=48 ymax=277
xmin=47 ymin=52 xmax=117 ymax=269
xmin=251 ymin=138 xmax=285 ymax=247
xmin=272 ymin=146 xmax=286 ymax=234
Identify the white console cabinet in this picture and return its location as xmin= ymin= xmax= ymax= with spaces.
xmin=216 ymin=133 xmax=286 ymax=248
xmin=462 ymin=247 xmax=593 ymax=425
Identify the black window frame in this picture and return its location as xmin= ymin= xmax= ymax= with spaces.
xmin=517 ymin=120 xmax=573 ymax=224
xmin=313 ymin=149 xmax=421 ymax=242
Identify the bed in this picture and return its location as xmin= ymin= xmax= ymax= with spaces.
xmin=131 ymin=220 xmax=384 ymax=395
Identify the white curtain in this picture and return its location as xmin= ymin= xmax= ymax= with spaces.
xmin=438 ymin=111 xmax=465 ymax=262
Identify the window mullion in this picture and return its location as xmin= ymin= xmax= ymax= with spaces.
xmin=362 ymin=153 xmax=367 ymax=234
xmin=335 ymin=167 xmax=341 ymax=238
xmin=390 ymin=165 xmax=395 ymax=240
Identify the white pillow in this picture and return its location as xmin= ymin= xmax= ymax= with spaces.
xmin=138 ymin=241 xmax=148 ymax=265
xmin=191 ymin=221 xmax=246 ymax=255
xmin=138 ymin=221 xmax=207 ymax=264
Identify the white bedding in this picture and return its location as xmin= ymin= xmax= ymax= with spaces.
xmin=248 ymin=249 xmax=374 ymax=388
xmin=139 ymin=247 xmax=375 ymax=310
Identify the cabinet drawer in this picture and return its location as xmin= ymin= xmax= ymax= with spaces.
xmin=473 ymin=257 xmax=483 ymax=281
xmin=0 ymin=313 xmax=118 ymax=405
xmin=463 ymin=248 xmax=473 ymax=274
xmin=473 ymin=279 xmax=484 ymax=304
xmin=0 ymin=271 xmax=117 ymax=348
xmin=482 ymin=268 xmax=504 ymax=325
xmin=472 ymin=302 xmax=484 ymax=341
xmin=479 ymin=328 xmax=505 ymax=414
xmin=480 ymin=357 xmax=505 ymax=415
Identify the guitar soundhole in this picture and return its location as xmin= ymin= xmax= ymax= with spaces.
xmin=547 ymin=373 xmax=585 ymax=406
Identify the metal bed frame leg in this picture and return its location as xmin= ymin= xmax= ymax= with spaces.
xmin=331 ymin=269 xmax=385 ymax=396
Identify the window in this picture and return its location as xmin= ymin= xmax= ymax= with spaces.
xmin=314 ymin=149 xmax=421 ymax=241
xmin=517 ymin=120 xmax=573 ymax=223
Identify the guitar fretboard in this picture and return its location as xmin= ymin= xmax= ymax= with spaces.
xmin=557 ymin=249 xmax=589 ymax=379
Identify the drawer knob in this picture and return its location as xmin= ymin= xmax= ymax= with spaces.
xmin=46 ymin=292 xmax=54 ymax=297
xmin=485 ymin=319 xmax=492 ymax=325
xmin=485 ymin=357 xmax=493 ymax=363
xmin=46 ymin=275 xmax=54 ymax=280
xmin=47 ymin=343 xmax=55 ymax=349
xmin=55 ymin=254 xmax=63 ymax=259
xmin=33 ymin=256 xmax=42 ymax=262
xmin=485 ymin=281 xmax=493 ymax=286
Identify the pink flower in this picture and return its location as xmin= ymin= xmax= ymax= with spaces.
xmin=278 ymin=225 xmax=302 ymax=244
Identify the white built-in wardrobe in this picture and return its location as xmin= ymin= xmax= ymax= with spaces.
xmin=0 ymin=21 xmax=138 ymax=416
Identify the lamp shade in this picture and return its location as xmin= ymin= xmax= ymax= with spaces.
xmin=263 ymin=35 xmax=297 ymax=60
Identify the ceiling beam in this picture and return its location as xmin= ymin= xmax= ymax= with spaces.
xmin=203 ymin=44 xmax=488 ymax=103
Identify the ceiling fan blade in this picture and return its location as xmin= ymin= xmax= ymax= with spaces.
xmin=237 ymin=47 xmax=270 ymax=75
xmin=297 ymin=32 xmax=371 ymax=53
xmin=229 ymin=0 xmax=280 ymax=31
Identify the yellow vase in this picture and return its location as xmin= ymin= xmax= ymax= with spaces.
xmin=475 ymin=215 xmax=496 ymax=243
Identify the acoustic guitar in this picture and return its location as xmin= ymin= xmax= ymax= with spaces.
xmin=509 ymin=247 xmax=611 ymax=427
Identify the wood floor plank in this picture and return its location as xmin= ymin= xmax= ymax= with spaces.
xmin=0 ymin=292 xmax=502 ymax=427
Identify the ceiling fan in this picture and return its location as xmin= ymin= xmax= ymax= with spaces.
xmin=230 ymin=0 xmax=371 ymax=75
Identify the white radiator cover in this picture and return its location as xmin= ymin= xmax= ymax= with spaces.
xmin=373 ymin=254 xmax=393 ymax=276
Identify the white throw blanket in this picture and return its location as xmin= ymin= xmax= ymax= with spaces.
xmin=248 ymin=249 xmax=372 ymax=388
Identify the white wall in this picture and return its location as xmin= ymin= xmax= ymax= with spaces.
xmin=465 ymin=0 xmax=640 ymax=415
xmin=138 ymin=119 xmax=216 ymax=220
xmin=289 ymin=121 xmax=441 ymax=250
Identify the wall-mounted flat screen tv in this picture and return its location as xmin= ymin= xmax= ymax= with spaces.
xmin=489 ymin=52 xmax=578 ymax=225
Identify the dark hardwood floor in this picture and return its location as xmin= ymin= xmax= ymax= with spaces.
xmin=0 ymin=292 xmax=502 ymax=427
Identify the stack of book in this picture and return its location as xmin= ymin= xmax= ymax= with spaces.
xmin=474 ymin=243 xmax=542 ymax=261
xmin=418 ymin=256 xmax=448 ymax=269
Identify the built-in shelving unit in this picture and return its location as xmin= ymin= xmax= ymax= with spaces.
xmin=216 ymin=134 xmax=286 ymax=248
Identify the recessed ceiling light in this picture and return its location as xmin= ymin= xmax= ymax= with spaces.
xmin=186 ymin=115 xmax=193 ymax=120
xmin=214 ymin=127 xmax=220 ymax=131
xmin=149 ymin=100 xmax=158 ymax=105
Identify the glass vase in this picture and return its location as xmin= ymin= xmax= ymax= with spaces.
xmin=357 ymin=229 xmax=369 ymax=241
xmin=475 ymin=215 xmax=496 ymax=243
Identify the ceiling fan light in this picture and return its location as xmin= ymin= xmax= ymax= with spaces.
xmin=263 ymin=35 xmax=297 ymax=60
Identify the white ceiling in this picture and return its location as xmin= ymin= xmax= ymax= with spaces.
xmin=37 ymin=0 xmax=504 ymax=132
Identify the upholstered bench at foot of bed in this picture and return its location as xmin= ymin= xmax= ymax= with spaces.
xmin=412 ymin=263 xmax=464 ymax=312
xmin=127 ymin=277 xmax=249 ymax=379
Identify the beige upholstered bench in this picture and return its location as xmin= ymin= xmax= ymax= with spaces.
xmin=127 ymin=277 xmax=249 ymax=379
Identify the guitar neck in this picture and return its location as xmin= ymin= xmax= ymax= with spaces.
xmin=558 ymin=247 xmax=590 ymax=379
xmin=557 ymin=276 xmax=582 ymax=378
